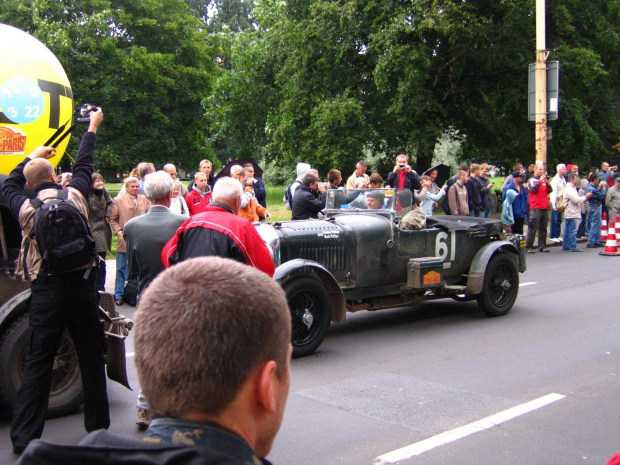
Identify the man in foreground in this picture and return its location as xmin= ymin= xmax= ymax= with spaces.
xmin=19 ymin=257 xmax=292 ymax=464
xmin=3 ymin=108 xmax=109 ymax=454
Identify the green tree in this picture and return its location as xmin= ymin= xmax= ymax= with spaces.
xmin=205 ymin=0 xmax=620 ymax=176
xmin=186 ymin=0 xmax=255 ymax=33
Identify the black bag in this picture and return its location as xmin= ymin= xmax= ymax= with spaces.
xmin=30 ymin=189 xmax=97 ymax=277
xmin=123 ymin=278 xmax=139 ymax=306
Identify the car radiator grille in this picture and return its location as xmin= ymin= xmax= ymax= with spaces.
xmin=297 ymin=246 xmax=347 ymax=271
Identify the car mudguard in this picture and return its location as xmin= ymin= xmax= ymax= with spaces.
xmin=274 ymin=258 xmax=347 ymax=324
xmin=466 ymin=241 xmax=520 ymax=295
xmin=0 ymin=288 xmax=30 ymax=329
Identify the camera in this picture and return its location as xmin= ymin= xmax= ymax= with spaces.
xmin=76 ymin=103 xmax=97 ymax=125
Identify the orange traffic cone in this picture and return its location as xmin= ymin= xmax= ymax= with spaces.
xmin=601 ymin=212 xmax=608 ymax=243
xmin=600 ymin=218 xmax=620 ymax=256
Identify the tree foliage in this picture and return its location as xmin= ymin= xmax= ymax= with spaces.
xmin=204 ymin=0 xmax=620 ymax=176
xmin=2 ymin=0 xmax=619 ymax=177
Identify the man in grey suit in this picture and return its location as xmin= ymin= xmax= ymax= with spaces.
xmin=124 ymin=171 xmax=187 ymax=297
xmin=124 ymin=170 xmax=187 ymax=428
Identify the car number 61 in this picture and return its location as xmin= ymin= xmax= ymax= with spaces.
xmin=435 ymin=231 xmax=456 ymax=262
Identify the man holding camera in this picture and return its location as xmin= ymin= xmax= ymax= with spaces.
xmin=2 ymin=108 xmax=109 ymax=454
xmin=291 ymin=172 xmax=327 ymax=220
xmin=385 ymin=154 xmax=421 ymax=201
xmin=525 ymin=164 xmax=552 ymax=253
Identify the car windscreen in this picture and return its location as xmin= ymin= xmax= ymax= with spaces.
xmin=324 ymin=188 xmax=413 ymax=213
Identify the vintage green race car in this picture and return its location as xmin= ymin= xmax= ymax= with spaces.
xmin=256 ymin=189 xmax=526 ymax=357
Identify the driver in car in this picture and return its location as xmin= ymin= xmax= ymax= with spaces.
xmin=367 ymin=191 xmax=386 ymax=209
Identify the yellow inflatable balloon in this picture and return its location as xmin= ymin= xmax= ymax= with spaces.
xmin=0 ymin=24 xmax=74 ymax=175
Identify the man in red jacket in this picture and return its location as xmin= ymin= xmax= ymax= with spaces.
xmin=526 ymin=164 xmax=552 ymax=253
xmin=184 ymin=171 xmax=212 ymax=215
xmin=162 ymin=177 xmax=275 ymax=277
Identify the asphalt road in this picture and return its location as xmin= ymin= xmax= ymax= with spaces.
xmin=1 ymin=246 xmax=620 ymax=464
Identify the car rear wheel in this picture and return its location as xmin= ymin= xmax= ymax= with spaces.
xmin=477 ymin=253 xmax=519 ymax=317
xmin=0 ymin=315 xmax=83 ymax=417
xmin=284 ymin=277 xmax=331 ymax=358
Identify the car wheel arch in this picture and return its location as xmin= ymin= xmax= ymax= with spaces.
xmin=274 ymin=259 xmax=346 ymax=324
xmin=466 ymin=241 xmax=520 ymax=295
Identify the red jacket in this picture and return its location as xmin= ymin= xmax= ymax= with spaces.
xmin=161 ymin=202 xmax=275 ymax=277
xmin=527 ymin=176 xmax=552 ymax=210
xmin=185 ymin=188 xmax=212 ymax=215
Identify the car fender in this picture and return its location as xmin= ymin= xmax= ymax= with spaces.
xmin=466 ymin=241 xmax=520 ymax=295
xmin=0 ymin=288 xmax=30 ymax=330
xmin=274 ymin=259 xmax=346 ymax=324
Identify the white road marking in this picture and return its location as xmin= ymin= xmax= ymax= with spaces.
xmin=126 ymin=352 xmax=134 ymax=358
xmin=519 ymin=282 xmax=537 ymax=287
xmin=374 ymin=393 xmax=565 ymax=464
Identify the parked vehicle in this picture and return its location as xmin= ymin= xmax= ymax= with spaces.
xmin=256 ymin=189 xmax=526 ymax=357
xmin=0 ymin=175 xmax=132 ymax=416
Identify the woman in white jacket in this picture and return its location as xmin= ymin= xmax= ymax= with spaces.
xmin=169 ymin=181 xmax=190 ymax=217
xmin=562 ymin=173 xmax=592 ymax=251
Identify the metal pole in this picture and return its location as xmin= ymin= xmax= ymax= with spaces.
xmin=535 ymin=0 xmax=547 ymax=166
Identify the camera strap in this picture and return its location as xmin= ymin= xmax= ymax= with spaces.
xmin=44 ymin=119 xmax=78 ymax=149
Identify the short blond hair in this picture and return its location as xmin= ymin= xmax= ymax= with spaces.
xmin=23 ymin=158 xmax=54 ymax=188
xmin=134 ymin=257 xmax=291 ymax=417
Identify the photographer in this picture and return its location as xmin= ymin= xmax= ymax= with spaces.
xmin=2 ymin=108 xmax=109 ymax=454
xmin=385 ymin=154 xmax=421 ymax=203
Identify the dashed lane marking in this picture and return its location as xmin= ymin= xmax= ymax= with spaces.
xmin=374 ymin=393 xmax=565 ymax=464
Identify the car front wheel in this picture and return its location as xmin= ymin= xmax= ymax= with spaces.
xmin=477 ymin=253 xmax=519 ymax=317
xmin=284 ymin=277 xmax=331 ymax=358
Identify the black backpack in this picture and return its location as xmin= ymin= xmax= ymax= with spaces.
xmin=30 ymin=189 xmax=97 ymax=277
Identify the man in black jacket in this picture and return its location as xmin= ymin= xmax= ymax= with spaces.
xmin=466 ymin=163 xmax=483 ymax=217
xmin=3 ymin=108 xmax=109 ymax=454
xmin=385 ymin=154 xmax=421 ymax=202
xmin=292 ymin=173 xmax=327 ymax=220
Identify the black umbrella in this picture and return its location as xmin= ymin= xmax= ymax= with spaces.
xmin=423 ymin=164 xmax=451 ymax=188
xmin=215 ymin=158 xmax=264 ymax=181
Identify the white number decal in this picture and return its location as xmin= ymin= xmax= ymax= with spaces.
xmin=25 ymin=106 xmax=41 ymax=118
xmin=435 ymin=231 xmax=456 ymax=262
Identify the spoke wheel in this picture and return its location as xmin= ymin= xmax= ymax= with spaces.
xmin=0 ymin=315 xmax=83 ymax=417
xmin=477 ymin=253 xmax=519 ymax=317
xmin=284 ymin=277 xmax=331 ymax=358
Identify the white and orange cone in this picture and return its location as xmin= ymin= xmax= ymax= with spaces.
xmin=601 ymin=212 xmax=608 ymax=244
xmin=600 ymin=218 xmax=620 ymax=256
